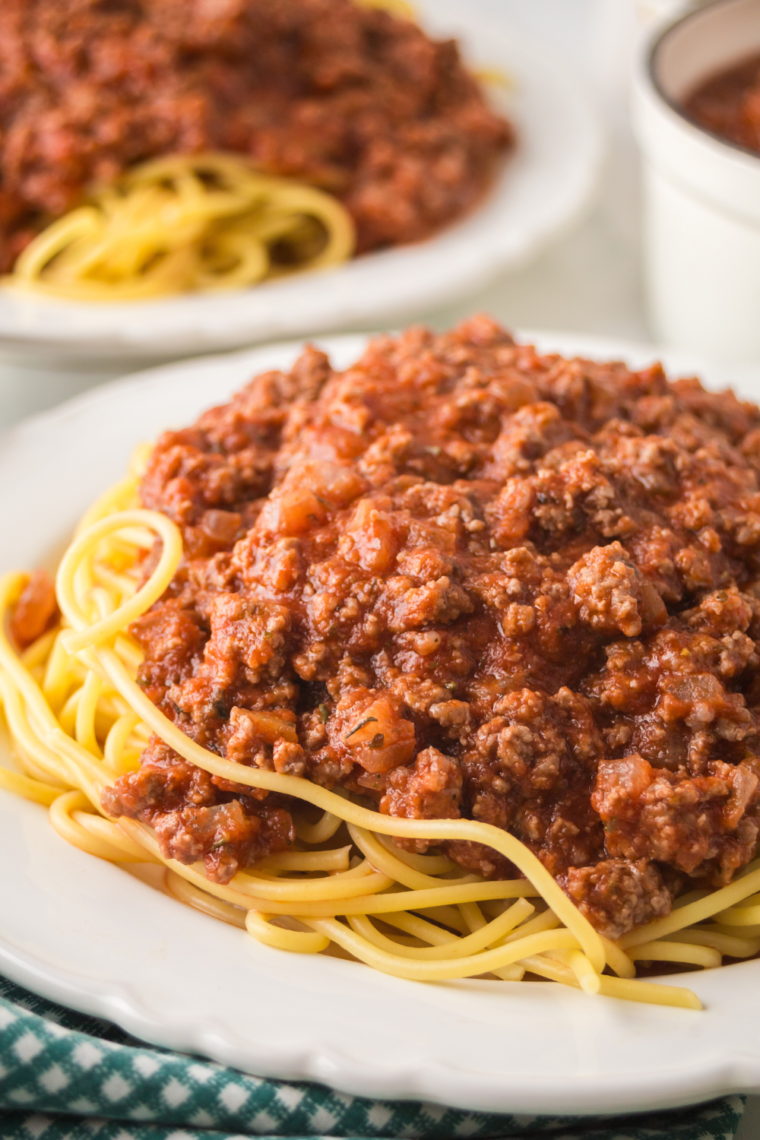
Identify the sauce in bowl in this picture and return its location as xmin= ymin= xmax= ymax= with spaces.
xmin=685 ymin=52 xmax=760 ymax=154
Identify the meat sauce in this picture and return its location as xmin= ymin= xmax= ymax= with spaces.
xmin=684 ymin=52 xmax=760 ymax=154
xmin=10 ymin=570 xmax=58 ymax=649
xmin=103 ymin=316 xmax=760 ymax=940
xmin=0 ymin=0 xmax=512 ymax=271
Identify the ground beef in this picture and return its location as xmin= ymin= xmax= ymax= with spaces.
xmin=378 ymin=746 xmax=463 ymax=853
xmin=593 ymin=753 xmax=760 ymax=882
xmin=101 ymin=738 xmax=294 ymax=882
xmin=567 ymin=541 xmax=667 ymax=639
xmin=0 ymin=0 xmax=512 ymax=271
xmin=565 ymin=858 xmax=672 ymax=941
xmin=104 ymin=316 xmax=760 ymax=937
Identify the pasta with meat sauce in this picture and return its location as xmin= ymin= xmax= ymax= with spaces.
xmin=6 ymin=315 xmax=760 ymax=1007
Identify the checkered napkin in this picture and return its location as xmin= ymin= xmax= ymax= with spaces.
xmin=0 ymin=976 xmax=744 ymax=1140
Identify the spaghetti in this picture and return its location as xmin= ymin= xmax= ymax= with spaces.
xmin=4 ymin=463 xmax=760 ymax=1008
xmin=5 ymin=154 xmax=356 ymax=301
xmin=356 ymin=0 xmax=416 ymax=17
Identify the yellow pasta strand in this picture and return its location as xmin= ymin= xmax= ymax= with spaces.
xmin=380 ymin=911 xmax=459 ymax=946
xmin=714 ymin=902 xmax=760 ymax=926
xmin=0 ymin=766 xmax=62 ymax=807
xmin=43 ymin=633 xmax=76 ymax=713
xmin=233 ymin=864 xmax=395 ymax=903
xmin=258 ymin=847 xmax=353 ymax=874
xmin=346 ymin=899 xmax=535 ymax=962
xmin=302 ymin=917 xmax=582 ymax=981
xmin=72 ymin=810 xmax=161 ymax=863
xmin=554 ymin=950 xmax=601 ymax=995
xmin=627 ymin=940 xmax=722 ymax=969
xmin=348 ymin=823 xmax=468 ymax=891
xmin=21 ymin=628 xmax=58 ymax=670
xmin=5 ymin=154 xmax=355 ymax=301
xmin=165 ymin=869 xmax=247 ymax=929
xmin=597 ymin=975 xmax=702 ymax=1011
xmin=501 ymin=908 xmax=561 ymax=944
xmin=49 ymin=791 xmax=141 ymax=863
xmin=295 ymin=809 xmax=344 ymax=845
xmin=620 ymin=868 xmax=760 ymax=948
xmin=104 ymin=712 xmax=142 ymax=774
xmin=355 ymin=0 xmax=415 ymax=17
xmin=0 ymin=673 xmax=75 ymax=787
xmin=459 ymin=902 xmax=487 ymax=934
xmin=665 ymin=927 xmax=760 ymax=959
xmin=377 ymin=836 xmax=455 ymax=876
xmin=57 ymin=510 xmax=183 ymax=654
xmin=246 ymin=910 xmax=331 ymax=954
xmin=75 ymin=670 xmax=103 ymax=757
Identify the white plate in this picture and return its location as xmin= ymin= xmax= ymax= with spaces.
xmin=2 ymin=332 xmax=760 ymax=1119
xmin=0 ymin=2 xmax=602 ymax=364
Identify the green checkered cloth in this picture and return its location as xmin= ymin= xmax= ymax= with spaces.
xmin=0 ymin=976 xmax=744 ymax=1140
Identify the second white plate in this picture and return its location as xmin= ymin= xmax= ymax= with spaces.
xmin=0 ymin=2 xmax=602 ymax=363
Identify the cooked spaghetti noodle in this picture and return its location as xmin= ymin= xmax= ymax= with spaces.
xmin=4 ymin=461 xmax=760 ymax=1008
xmin=5 ymin=154 xmax=356 ymax=301
xmin=356 ymin=0 xmax=416 ymax=17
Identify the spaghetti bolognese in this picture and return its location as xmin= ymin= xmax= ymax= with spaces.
xmin=0 ymin=0 xmax=512 ymax=298
xmin=5 ymin=317 xmax=760 ymax=1007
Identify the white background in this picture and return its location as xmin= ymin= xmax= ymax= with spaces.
xmin=1 ymin=0 xmax=758 ymax=1133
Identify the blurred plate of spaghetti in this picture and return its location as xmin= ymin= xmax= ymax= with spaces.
xmin=0 ymin=2 xmax=601 ymax=363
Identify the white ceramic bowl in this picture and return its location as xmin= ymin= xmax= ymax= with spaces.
xmin=632 ymin=0 xmax=760 ymax=364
